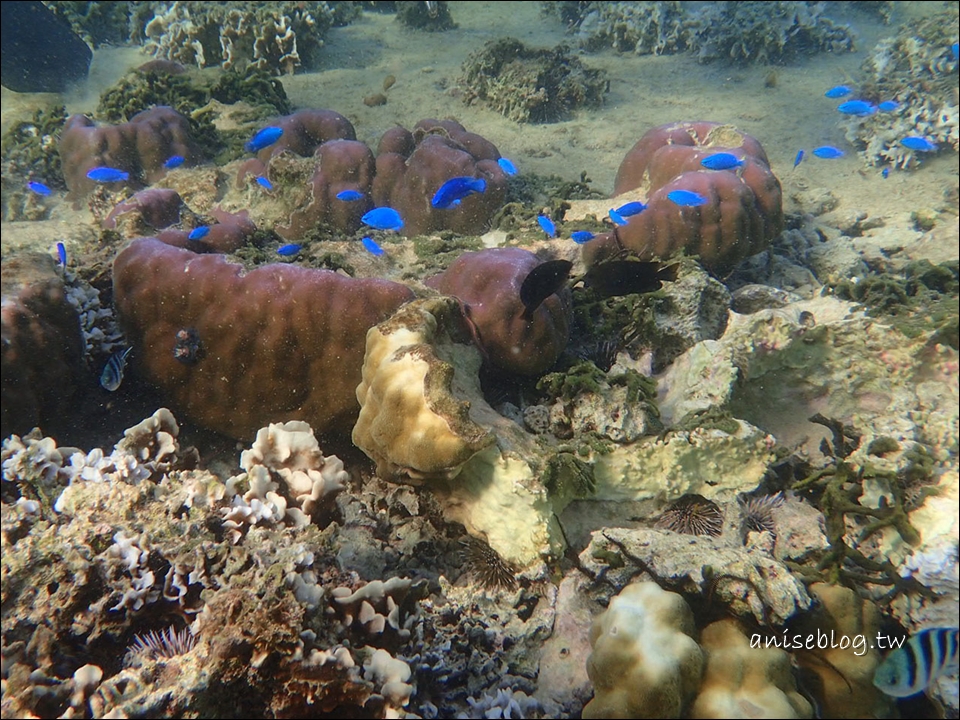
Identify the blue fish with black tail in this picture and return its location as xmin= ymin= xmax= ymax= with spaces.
xmin=101 ymin=347 xmax=132 ymax=391
xmin=873 ymin=627 xmax=958 ymax=697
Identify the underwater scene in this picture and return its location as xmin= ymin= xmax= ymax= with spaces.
xmin=1 ymin=1 xmax=958 ymax=718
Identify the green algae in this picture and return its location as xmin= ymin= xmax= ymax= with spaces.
xmin=210 ymin=69 xmax=292 ymax=116
xmin=97 ymin=70 xmax=209 ymax=124
xmin=0 ymin=105 xmax=67 ymax=216
xmin=542 ymin=451 xmax=596 ymax=501
xmin=408 ymin=232 xmax=484 ymax=277
xmin=537 ymin=361 xmax=606 ymax=401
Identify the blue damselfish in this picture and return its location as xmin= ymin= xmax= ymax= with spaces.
xmin=86 ymin=167 xmax=130 ymax=183
xmin=431 ymin=176 xmax=486 ymax=209
xmin=245 ymin=126 xmax=284 ymax=152
xmin=362 ymin=207 xmax=404 ymax=231
xmin=667 ymin=189 xmax=708 ymax=207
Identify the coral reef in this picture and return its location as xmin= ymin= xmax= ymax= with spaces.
xmin=0 ymin=105 xmax=67 ymax=222
xmin=459 ymin=38 xmax=609 ymax=123
xmin=59 ymin=106 xmax=203 ymax=198
xmin=395 ymin=0 xmax=456 ymax=31
xmin=112 ymin=237 xmax=415 ymax=441
xmin=582 ymin=122 xmax=784 ymax=276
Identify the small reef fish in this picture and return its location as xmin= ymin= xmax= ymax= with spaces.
xmin=362 ymin=207 xmax=404 ymax=231
xmin=667 ymin=189 xmax=708 ymax=207
xmin=813 ymin=146 xmax=845 ymax=159
xmin=615 ymin=201 xmax=646 ymax=217
xmin=188 ymin=226 xmax=210 ymax=240
xmin=86 ymin=166 xmax=130 ymax=183
xmin=498 ymin=157 xmax=518 ymax=176
xmin=336 ymin=189 xmax=365 ymax=201
xmin=362 ymin=236 xmax=385 ymax=256
xmin=824 ymin=85 xmax=852 ymax=98
xmin=431 ymin=176 xmax=487 ymax=209
xmin=100 ymin=347 xmax=132 ymax=392
xmin=56 ymin=242 xmax=67 ymax=269
xmin=277 ymin=243 xmax=302 ymax=256
xmin=953 ymin=42 xmax=959 ymax=61
xmin=586 ymin=260 xmax=679 ymax=299
xmin=837 ymin=100 xmax=876 ymax=116
xmin=700 ymin=153 xmax=744 ymax=170
xmin=164 ymin=155 xmax=185 ymax=169
xmin=255 ymin=176 xmax=273 ymax=190
xmin=877 ymin=100 xmax=900 ymax=112
xmin=570 ymin=231 xmax=595 ymax=244
xmin=520 ymin=260 xmax=573 ymax=319
xmin=873 ymin=627 xmax=959 ymax=698
xmin=608 ymin=208 xmax=628 ymax=226
xmin=882 ymin=167 xmax=890 ymax=179
xmin=901 ymin=136 xmax=937 ymax=152
xmin=794 ymin=150 xmax=805 ymax=168
xmin=537 ymin=215 xmax=557 ymax=238
xmin=27 ymin=181 xmax=52 ymax=196
xmin=245 ymin=125 xmax=284 ymax=152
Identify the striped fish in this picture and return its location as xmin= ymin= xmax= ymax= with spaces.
xmin=873 ymin=627 xmax=959 ymax=697
xmin=100 ymin=347 xmax=132 ymax=392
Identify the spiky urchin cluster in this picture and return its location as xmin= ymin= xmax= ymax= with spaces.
xmin=739 ymin=492 xmax=784 ymax=535
xmin=126 ymin=625 xmax=197 ymax=663
xmin=460 ymin=538 xmax=518 ymax=590
xmin=656 ymin=494 xmax=724 ymax=537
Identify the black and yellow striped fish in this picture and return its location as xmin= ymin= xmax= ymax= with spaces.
xmin=873 ymin=627 xmax=959 ymax=697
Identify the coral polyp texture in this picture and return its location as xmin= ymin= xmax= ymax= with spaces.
xmin=582 ymin=121 xmax=784 ymax=275
xmin=112 ymin=237 xmax=415 ymax=441
xmin=59 ymin=106 xmax=201 ymax=198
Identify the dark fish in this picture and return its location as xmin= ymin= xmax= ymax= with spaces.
xmin=362 ymin=207 xmax=403 ymax=231
xmin=277 ymin=243 xmax=302 ymax=256
xmin=520 ymin=260 xmax=572 ymax=319
xmin=873 ymin=627 xmax=959 ymax=698
xmin=824 ymin=85 xmax=851 ymax=98
xmin=255 ymin=176 xmax=273 ymax=190
xmin=86 ymin=166 xmax=129 ymax=183
xmin=794 ymin=150 xmax=805 ymax=168
xmin=56 ymin=242 xmax=67 ymax=269
xmin=837 ymin=100 xmax=876 ymax=116
xmin=28 ymin=181 xmax=52 ymax=196
xmin=431 ymin=176 xmax=486 ymax=209
xmin=537 ymin=215 xmax=557 ymax=238
xmin=164 ymin=155 xmax=185 ymax=169
xmin=813 ymin=146 xmax=844 ymax=159
xmin=362 ymin=236 xmax=385 ymax=256
xmin=585 ymin=260 xmax=680 ymax=299
xmin=336 ymin=189 xmax=364 ymax=201
xmin=245 ymin=126 xmax=284 ymax=152
xmin=877 ymin=100 xmax=899 ymax=112
xmin=570 ymin=230 xmax=595 ymax=244
xmin=616 ymin=201 xmax=646 ymax=217
xmin=498 ymin=157 xmax=518 ymax=176
xmin=608 ymin=208 xmax=628 ymax=226
xmin=188 ymin=226 xmax=209 ymax=240
xmin=901 ymin=136 xmax=937 ymax=152
xmin=667 ymin=189 xmax=708 ymax=207
xmin=100 ymin=347 xmax=132 ymax=392
xmin=700 ymin=153 xmax=743 ymax=170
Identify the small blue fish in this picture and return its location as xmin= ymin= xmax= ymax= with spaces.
xmin=608 ymin=208 xmax=628 ymax=226
xmin=56 ymin=242 xmax=67 ymax=269
xmin=277 ymin=243 xmax=302 ymax=256
xmin=873 ymin=627 xmax=959 ymax=698
xmin=498 ymin=157 xmax=518 ymax=176
xmin=164 ymin=155 xmax=185 ymax=169
xmin=837 ymin=100 xmax=876 ymax=116
xmin=362 ymin=236 xmax=385 ymax=256
xmin=28 ymin=181 xmax=52 ymax=196
xmin=100 ymin=347 xmax=132 ymax=392
xmin=188 ymin=226 xmax=210 ymax=241
xmin=431 ymin=176 xmax=487 ymax=209
xmin=537 ymin=215 xmax=556 ymax=238
xmin=952 ymin=42 xmax=959 ymax=61
xmin=824 ymin=85 xmax=852 ymax=98
xmin=700 ymin=153 xmax=743 ymax=170
xmin=667 ymin=189 xmax=708 ymax=207
xmin=255 ymin=176 xmax=273 ymax=190
xmin=362 ymin=207 xmax=404 ymax=231
xmin=901 ymin=136 xmax=937 ymax=152
xmin=877 ymin=100 xmax=899 ymax=112
xmin=813 ymin=146 xmax=845 ymax=159
xmin=86 ymin=166 xmax=129 ymax=183
xmin=794 ymin=150 xmax=805 ymax=168
xmin=245 ymin=126 xmax=284 ymax=152
xmin=336 ymin=189 xmax=364 ymax=201
xmin=570 ymin=231 xmax=595 ymax=244
xmin=616 ymin=201 xmax=646 ymax=217
xmin=882 ymin=167 xmax=890 ymax=179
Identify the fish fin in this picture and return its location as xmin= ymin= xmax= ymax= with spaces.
xmin=519 ymin=259 xmax=573 ymax=318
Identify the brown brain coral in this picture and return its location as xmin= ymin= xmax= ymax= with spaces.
xmin=583 ymin=121 xmax=783 ymax=275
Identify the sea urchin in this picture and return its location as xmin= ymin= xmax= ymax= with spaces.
xmin=656 ymin=494 xmax=724 ymax=537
